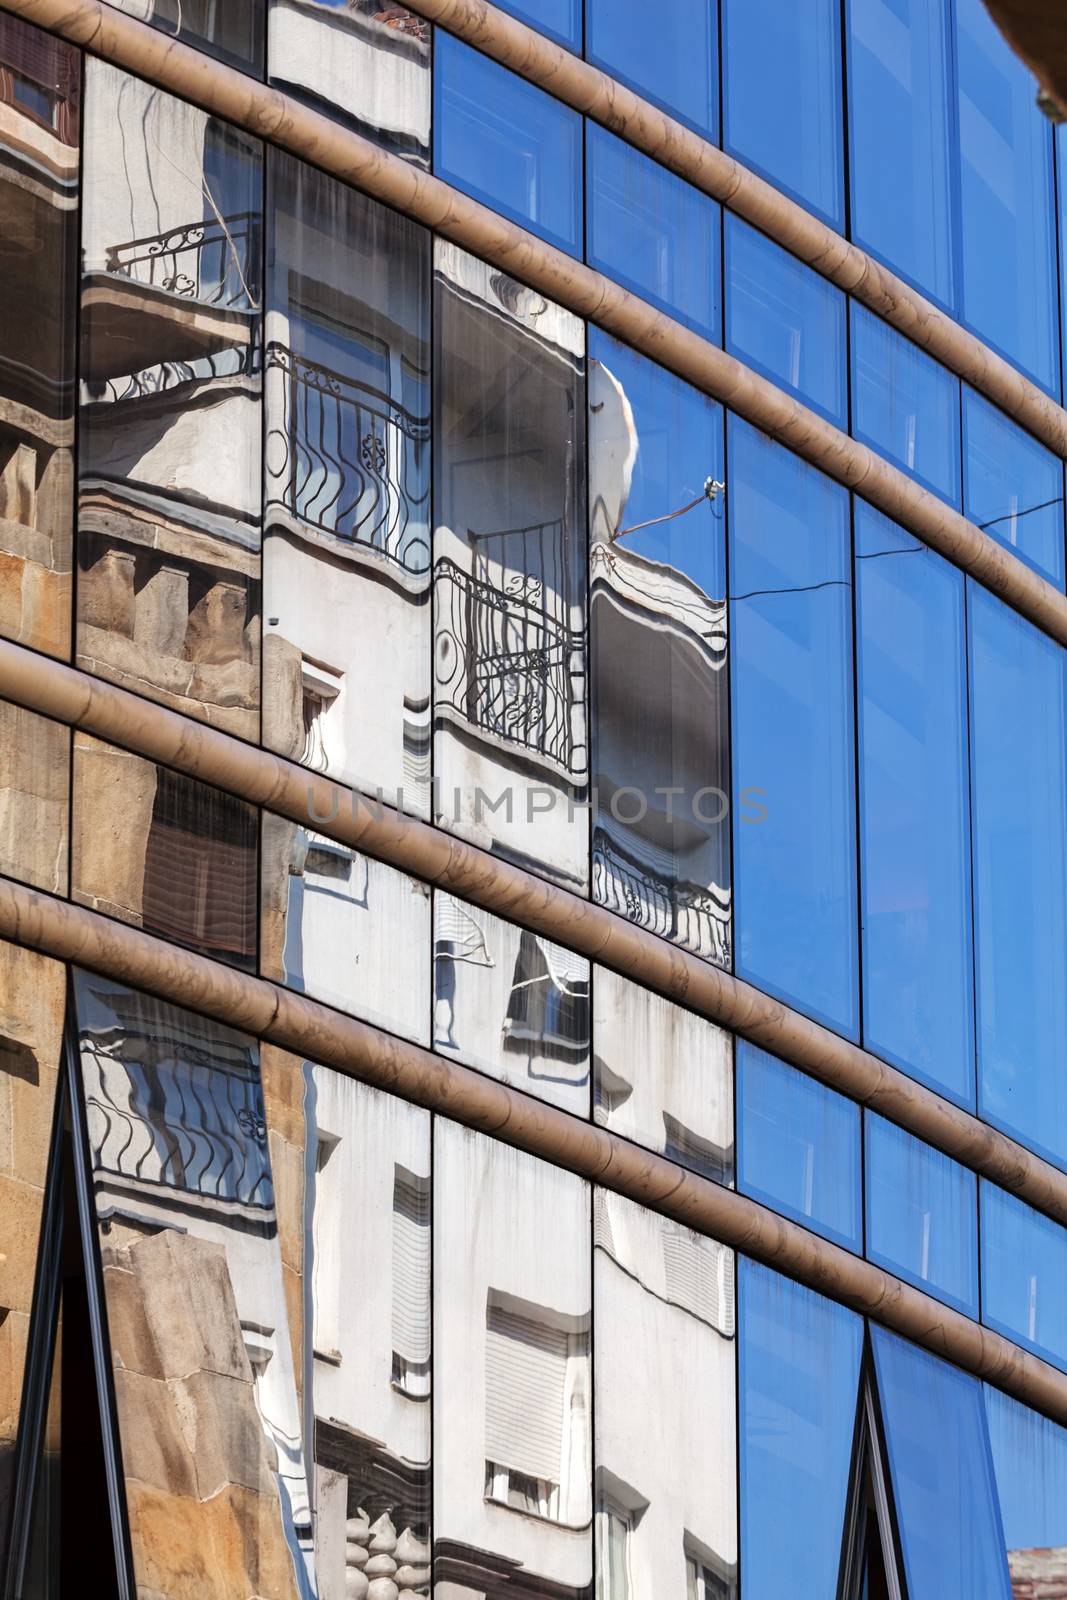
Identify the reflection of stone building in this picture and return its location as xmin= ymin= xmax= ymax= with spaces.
xmin=74 ymin=975 xmax=309 ymax=1599
xmin=1009 ymin=1548 xmax=1067 ymax=1598
xmin=77 ymin=63 xmax=262 ymax=739
xmin=589 ymin=358 xmax=730 ymax=967
xmin=0 ymin=17 xmax=78 ymax=657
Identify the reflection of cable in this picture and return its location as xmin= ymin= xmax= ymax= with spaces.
xmin=613 ymin=476 xmax=724 ymax=542
xmin=978 ymin=495 xmax=1064 ymax=533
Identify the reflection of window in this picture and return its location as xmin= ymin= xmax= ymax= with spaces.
xmin=686 ymin=1553 xmax=730 ymax=1600
xmin=141 ymin=767 xmax=257 ymax=970
xmin=300 ymin=659 xmax=341 ymax=773
xmin=391 ymin=1165 xmax=430 ymax=1398
xmin=484 ymin=1297 xmax=581 ymax=1520
xmin=504 ymin=931 xmax=589 ymax=1060
xmin=663 ymin=1112 xmax=731 ymax=1187
xmin=597 ymin=1502 xmax=633 ymax=1599
xmin=662 ymin=1222 xmax=734 ymax=1336
xmin=312 ymin=1128 xmax=342 ymax=1363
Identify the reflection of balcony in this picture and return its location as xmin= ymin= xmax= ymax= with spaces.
xmin=84 ymin=212 xmax=260 ymax=382
xmin=81 ymin=1034 xmax=273 ymax=1214
xmin=593 ymin=829 xmax=730 ymax=967
xmin=435 ymin=534 xmax=585 ymax=776
xmin=265 ymin=340 xmax=430 ymax=574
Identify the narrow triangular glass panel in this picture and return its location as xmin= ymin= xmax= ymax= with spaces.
xmin=837 ymin=1376 xmax=906 ymax=1600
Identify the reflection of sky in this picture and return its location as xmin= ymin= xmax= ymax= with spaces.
xmin=590 ymin=329 xmax=724 ymax=600
xmin=986 ymin=1385 xmax=1067 ymax=1554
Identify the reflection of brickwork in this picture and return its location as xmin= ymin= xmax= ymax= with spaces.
xmin=1010 ymin=1548 xmax=1067 ymax=1598
xmin=102 ymin=1228 xmax=300 ymax=1600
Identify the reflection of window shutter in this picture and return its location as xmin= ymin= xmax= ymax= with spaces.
xmin=662 ymin=1224 xmax=735 ymax=1337
xmin=593 ymin=1190 xmax=616 ymax=1258
xmin=391 ymin=1167 xmax=430 ymax=1363
xmin=485 ymin=1306 xmax=568 ymax=1483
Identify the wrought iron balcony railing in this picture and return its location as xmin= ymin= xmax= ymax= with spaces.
xmin=104 ymin=210 xmax=262 ymax=311
xmin=593 ymin=829 xmax=731 ymax=967
xmin=265 ymin=340 xmax=431 ymax=575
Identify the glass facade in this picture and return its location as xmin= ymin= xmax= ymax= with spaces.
xmin=5 ymin=4 xmax=1067 ymax=1595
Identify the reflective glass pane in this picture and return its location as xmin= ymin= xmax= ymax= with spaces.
xmin=268 ymin=2 xmax=430 ymax=166
xmin=593 ymin=965 xmax=733 ymax=1185
xmin=0 ymin=702 xmax=69 ymax=895
xmin=0 ymin=942 xmax=64 ymax=1576
xmin=856 ymin=504 xmax=974 ymax=1105
xmin=871 ymin=1326 xmax=1011 ymax=1600
xmin=434 ymin=242 xmax=588 ymax=890
xmin=72 ymin=734 xmax=258 ymax=970
xmin=589 ymin=332 xmax=729 ymax=963
xmin=970 ymin=583 xmax=1067 ymax=1168
xmin=73 ymin=972 xmax=312 ymax=1594
xmin=722 ymin=0 xmax=843 ymax=226
xmin=264 ymin=151 xmax=431 ymax=813
xmin=963 ymin=387 xmax=1065 ymax=588
xmin=724 ymin=216 xmax=847 ymax=427
xmin=261 ymin=1060 xmax=432 ymax=1596
xmin=595 ymin=1189 xmax=736 ymax=1597
xmin=433 ymin=892 xmax=590 ymax=1116
xmin=79 ymin=64 xmax=263 ymax=739
xmin=499 ymin=0 xmax=580 ymax=49
xmin=586 ymin=124 xmax=720 ymax=342
xmin=0 ymin=16 xmax=79 ymax=659
xmin=261 ymin=811 xmax=431 ymax=1044
xmin=434 ymin=1121 xmax=592 ymax=1594
xmin=851 ymin=306 xmax=961 ymax=505
xmin=846 ymin=0 xmax=956 ymax=307
xmin=956 ymin=0 xmax=1058 ymax=395
xmin=737 ymin=1043 xmax=860 ymax=1251
xmin=981 ymin=1181 xmax=1067 ymax=1373
xmin=103 ymin=0 xmax=265 ymax=73
xmin=729 ymin=416 xmax=858 ymax=1037
xmin=434 ymin=33 xmax=582 ymax=256
xmin=985 ymin=1385 xmax=1067 ymax=1590
xmin=739 ymin=1260 xmax=863 ymax=1598
xmin=585 ymin=0 xmax=717 ymax=139
xmin=865 ymin=1114 xmax=978 ymax=1316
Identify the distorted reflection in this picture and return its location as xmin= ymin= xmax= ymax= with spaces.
xmin=263 ymin=152 xmax=431 ymax=813
xmin=79 ymin=64 xmax=263 ymax=739
xmin=73 ymin=973 xmax=311 ymax=1597
xmin=981 ymin=1181 xmax=1067 ymax=1374
xmin=985 ymin=1385 xmax=1067 ymax=1593
xmin=593 ymin=966 xmax=733 ymax=1186
xmin=589 ymin=333 xmax=729 ymax=964
xmin=72 ymin=734 xmax=258 ymax=971
xmin=261 ymin=810 xmax=431 ymax=1044
xmin=434 ymin=243 xmax=588 ymax=889
xmin=0 ymin=702 xmax=69 ymax=895
xmin=864 ymin=1115 xmax=978 ymax=1317
xmin=260 ymin=1061 xmax=432 ymax=1599
xmin=268 ymin=2 xmax=430 ymax=167
xmin=594 ymin=1189 xmax=736 ymax=1598
xmin=0 ymin=16 xmax=79 ymax=658
xmin=0 ymin=942 xmax=64 ymax=1578
xmin=962 ymin=386 xmax=1065 ymax=589
xmin=434 ymin=1122 xmax=592 ymax=1597
xmin=433 ymin=892 xmax=590 ymax=1115
xmin=104 ymin=0 xmax=266 ymax=72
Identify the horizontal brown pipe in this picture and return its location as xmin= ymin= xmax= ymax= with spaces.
xmin=1 ymin=871 xmax=1064 ymax=1425
xmin=359 ymin=0 xmax=1067 ymax=461
xmin=5 ymin=0 xmax=1067 ymax=652
xmin=4 ymin=634 xmax=1067 ymax=1237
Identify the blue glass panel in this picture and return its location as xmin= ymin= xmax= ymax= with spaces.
xmin=985 ymin=1385 xmax=1067 ymax=1578
xmin=981 ymin=1182 xmax=1067 ymax=1373
xmin=856 ymin=505 xmax=974 ymax=1106
xmin=963 ymin=388 xmax=1065 ymax=588
xmin=737 ymin=1042 xmax=861 ymax=1250
xmin=722 ymin=0 xmax=843 ymax=227
xmin=851 ymin=306 xmax=961 ymax=505
xmin=846 ymin=0 xmax=955 ymax=308
xmin=865 ymin=1114 xmax=978 ymax=1315
xmin=586 ymin=124 xmax=720 ymax=341
xmin=585 ymin=0 xmax=717 ymax=139
xmin=588 ymin=330 xmax=730 ymax=965
xmin=956 ymin=0 xmax=1059 ymax=395
xmin=434 ymin=33 xmax=582 ymax=255
xmin=724 ymin=215 xmax=846 ymax=427
xmin=970 ymin=584 xmax=1067 ymax=1169
xmin=729 ymin=416 xmax=858 ymax=1037
xmin=872 ymin=1327 xmax=1012 ymax=1600
xmin=740 ymin=1261 xmax=863 ymax=1598
xmin=496 ymin=0 xmax=580 ymax=49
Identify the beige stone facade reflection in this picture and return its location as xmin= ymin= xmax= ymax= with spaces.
xmin=0 ymin=701 xmax=69 ymax=895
